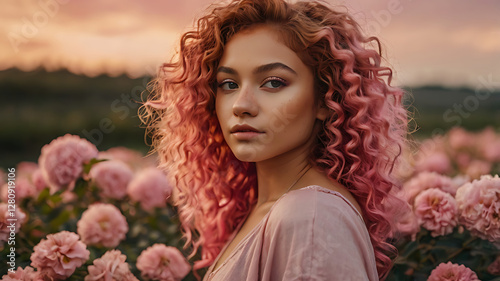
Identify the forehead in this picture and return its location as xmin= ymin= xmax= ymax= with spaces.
xmin=218 ymin=25 xmax=306 ymax=72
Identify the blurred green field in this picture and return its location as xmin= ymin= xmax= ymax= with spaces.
xmin=1 ymin=68 xmax=500 ymax=168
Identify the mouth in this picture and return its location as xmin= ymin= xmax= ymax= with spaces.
xmin=230 ymin=124 xmax=264 ymax=141
xmin=230 ymin=124 xmax=263 ymax=134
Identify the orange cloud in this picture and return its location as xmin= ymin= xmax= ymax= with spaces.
xmin=1 ymin=0 xmax=499 ymax=88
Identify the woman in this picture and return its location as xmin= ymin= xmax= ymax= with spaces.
xmin=141 ymin=0 xmax=408 ymax=280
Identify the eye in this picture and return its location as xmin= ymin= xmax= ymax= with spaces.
xmin=218 ymin=80 xmax=239 ymax=90
xmin=261 ymin=77 xmax=288 ymax=89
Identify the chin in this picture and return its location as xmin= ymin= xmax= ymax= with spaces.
xmin=232 ymin=149 xmax=260 ymax=162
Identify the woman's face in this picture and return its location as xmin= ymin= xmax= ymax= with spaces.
xmin=215 ymin=25 xmax=326 ymax=162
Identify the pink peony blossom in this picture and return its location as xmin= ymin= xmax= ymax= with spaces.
xmin=427 ymin=262 xmax=479 ymax=281
xmin=61 ymin=190 xmax=77 ymax=203
xmin=77 ymin=203 xmax=128 ymax=248
xmin=456 ymin=174 xmax=500 ymax=242
xmin=415 ymin=151 xmax=452 ymax=175
xmin=38 ymin=134 xmax=98 ymax=193
xmin=127 ymin=168 xmax=172 ymax=211
xmin=403 ymin=172 xmax=457 ymax=204
xmin=464 ymin=160 xmax=491 ymax=180
xmin=13 ymin=178 xmax=37 ymax=201
xmin=414 ymin=137 xmax=452 ymax=174
xmin=136 ymin=244 xmax=191 ymax=281
xmin=85 ymin=250 xmax=139 ymax=281
xmin=30 ymin=231 xmax=90 ymax=280
xmin=0 ymin=203 xmax=26 ymax=244
xmin=89 ymin=160 xmax=134 ymax=199
xmin=488 ymin=255 xmax=500 ymax=275
xmin=448 ymin=127 xmax=475 ymax=151
xmin=414 ymin=188 xmax=458 ymax=237
xmin=32 ymin=168 xmax=48 ymax=192
xmin=477 ymin=127 xmax=500 ymax=162
xmin=1 ymin=266 xmax=42 ymax=281
xmin=1 ymin=175 xmax=42 ymax=203
xmin=394 ymin=206 xmax=420 ymax=240
xmin=455 ymin=153 xmax=472 ymax=172
xmin=16 ymin=162 xmax=39 ymax=179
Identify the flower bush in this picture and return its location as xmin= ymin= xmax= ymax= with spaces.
xmin=389 ymin=127 xmax=500 ymax=281
xmin=0 ymin=134 xmax=197 ymax=280
xmin=1 ymin=128 xmax=500 ymax=280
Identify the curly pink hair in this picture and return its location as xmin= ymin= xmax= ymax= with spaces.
xmin=140 ymin=0 xmax=408 ymax=279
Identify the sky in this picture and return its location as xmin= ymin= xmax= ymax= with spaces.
xmin=1 ymin=0 xmax=500 ymax=89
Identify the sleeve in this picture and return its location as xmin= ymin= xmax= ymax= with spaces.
xmin=259 ymin=190 xmax=379 ymax=281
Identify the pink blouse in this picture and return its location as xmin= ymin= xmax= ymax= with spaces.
xmin=202 ymin=185 xmax=379 ymax=281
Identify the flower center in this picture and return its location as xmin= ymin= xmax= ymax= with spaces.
xmin=161 ymin=257 xmax=170 ymax=267
xmin=99 ymin=218 xmax=110 ymax=230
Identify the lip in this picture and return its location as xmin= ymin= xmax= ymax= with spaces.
xmin=230 ymin=124 xmax=263 ymax=133
xmin=230 ymin=124 xmax=264 ymax=140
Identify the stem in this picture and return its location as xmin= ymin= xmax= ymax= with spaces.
xmin=446 ymin=236 xmax=478 ymax=261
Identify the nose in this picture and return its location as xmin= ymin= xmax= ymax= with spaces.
xmin=233 ymin=85 xmax=258 ymax=117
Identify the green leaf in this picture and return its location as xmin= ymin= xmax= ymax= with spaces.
xmin=83 ymin=158 xmax=107 ymax=174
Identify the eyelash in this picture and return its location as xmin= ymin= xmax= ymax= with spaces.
xmin=262 ymin=76 xmax=288 ymax=88
xmin=217 ymin=77 xmax=288 ymax=90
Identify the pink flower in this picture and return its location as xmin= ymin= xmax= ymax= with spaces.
xmin=32 ymin=168 xmax=48 ymax=192
xmin=16 ymin=162 xmax=38 ymax=178
xmin=127 ymin=168 xmax=172 ymax=211
xmin=427 ymin=262 xmax=479 ymax=281
xmin=414 ymin=136 xmax=452 ymax=175
xmin=30 ymin=231 xmax=90 ymax=280
xmin=456 ymin=153 xmax=472 ymax=171
xmin=1 ymin=266 xmax=42 ymax=281
xmin=85 ymin=250 xmax=139 ymax=281
xmin=77 ymin=203 xmax=128 ymax=248
xmin=61 ymin=190 xmax=77 ymax=203
xmin=0 ymin=203 xmax=26 ymax=244
xmin=415 ymin=151 xmax=452 ymax=175
xmin=89 ymin=160 xmax=134 ymax=199
xmin=448 ymin=127 xmax=475 ymax=151
xmin=1 ymin=167 xmax=45 ymax=202
xmin=464 ymin=160 xmax=491 ymax=180
xmin=403 ymin=172 xmax=457 ymax=204
xmin=456 ymin=174 xmax=500 ymax=242
xmin=478 ymin=127 xmax=500 ymax=162
xmin=414 ymin=188 xmax=458 ymax=237
xmin=394 ymin=206 xmax=420 ymax=240
xmin=136 ymin=244 xmax=191 ymax=281
xmin=488 ymin=255 xmax=500 ymax=275
xmin=13 ymin=178 xmax=37 ymax=201
xmin=38 ymin=134 xmax=98 ymax=193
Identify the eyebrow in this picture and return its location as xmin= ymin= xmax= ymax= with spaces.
xmin=216 ymin=62 xmax=298 ymax=76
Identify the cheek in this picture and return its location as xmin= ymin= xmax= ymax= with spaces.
xmin=215 ymin=95 xmax=227 ymax=124
xmin=269 ymin=97 xmax=316 ymax=137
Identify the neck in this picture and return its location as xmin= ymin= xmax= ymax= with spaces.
xmin=254 ymin=144 xmax=311 ymax=208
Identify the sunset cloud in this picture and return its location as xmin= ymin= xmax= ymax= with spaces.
xmin=1 ymin=0 xmax=499 ymax=88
